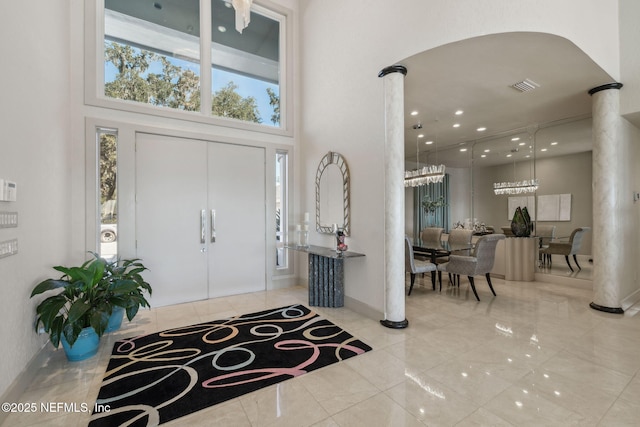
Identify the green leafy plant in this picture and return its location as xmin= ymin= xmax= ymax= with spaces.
xmin=30 ymin=254 xmax=150 ymax=349
xmin=101 ymin=254 xmax=152 ymax=322
xmin=421 ymin=195 xmax=446 ymax=213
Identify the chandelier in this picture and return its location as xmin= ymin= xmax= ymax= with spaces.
xmin=493 ymin=133 xmax=538 ymax=195
xmin=405 ymin=165 xmax=446 ymax=187
xmin=404 ymin=123 xmax=445 ymax=187
xmin=231 ymin=0 xmax=253 ymax=33
xmin=493 ymin=179 xmax=539 ymax=195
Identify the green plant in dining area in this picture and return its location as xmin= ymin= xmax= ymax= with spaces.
xmin=421 ymin=195 xmax=446 ymax=213
xmin=30 ymin=253 xmax=151 ymax=360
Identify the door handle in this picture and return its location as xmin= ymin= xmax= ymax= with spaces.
xmin=200 ymin=209 xmax=206 ymax=244
xmin=211 ymin=209 xmax=216 ymax=243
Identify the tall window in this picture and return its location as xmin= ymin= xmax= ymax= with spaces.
xmin=275 ymin=151 xmax=288 ymax=268
xmin=98 ymin=128 xmax=118 ymax=261
xmin=102 ymin=0 xmax=283 ymax=128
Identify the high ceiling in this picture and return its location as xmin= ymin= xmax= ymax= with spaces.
xmin=401 ymin=32 xmax=614 ymax=169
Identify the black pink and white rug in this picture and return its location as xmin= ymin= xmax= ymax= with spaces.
xmin=89 ymin=304 xmax=372 ymax=426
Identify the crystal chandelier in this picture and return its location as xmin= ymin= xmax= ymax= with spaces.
xmin=493 ymin=135 xmax=538 ymax=195
xmin=231 ymin=0 xmax=253 ymax=33
xmin=405 ymin=164 xmax=446 ymax=187
xmin=493 ymin=179 xmax=539 ymax=195
xmin=404 ymin=124 xmax=445 ymax=187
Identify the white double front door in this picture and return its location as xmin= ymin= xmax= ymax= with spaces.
xmin=135 ymin=133 xmax=266 ymax=307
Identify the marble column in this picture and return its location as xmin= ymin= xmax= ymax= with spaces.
xmin=378 ymin=65 xmax=408 ymax=328
xmin=589 ymin=82 xmax=624 ymax=314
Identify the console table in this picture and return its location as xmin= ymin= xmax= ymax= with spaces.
xmin=286 ymin=245 xmax=365 ymax=307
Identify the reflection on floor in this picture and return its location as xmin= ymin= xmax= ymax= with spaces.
xmin=3 ymin=278 xmax=640 ymax=426
xmin=537 ymin=254 xmax=593 ymax=281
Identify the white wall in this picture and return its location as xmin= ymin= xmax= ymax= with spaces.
xmin=620 ymin=118 xmax=640 ymax=306
xmin=0 ymin=2 xmax=71 ymax=395
xmin=300 ymin=0 xmax=624 ymax=316
xmin=620 ymin=0 xmax=640 ymax=123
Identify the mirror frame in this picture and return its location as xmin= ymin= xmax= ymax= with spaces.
xmin=315 ymin=151 xmax=350 ymax=235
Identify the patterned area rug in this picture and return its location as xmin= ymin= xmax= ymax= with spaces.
xmin=89 ymin=304 xmax=372 ymax=426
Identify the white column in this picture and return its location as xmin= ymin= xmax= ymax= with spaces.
xmin=589 ymin=82 xmax=624 ymax=314
xmin=378 ymin=65 xmax=408 ymax=328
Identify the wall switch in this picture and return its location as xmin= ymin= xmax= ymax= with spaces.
xmin=0 ymin=239 xmax=18 ymax=259
xmin=0 ymin=211 xmax=18 ymax=228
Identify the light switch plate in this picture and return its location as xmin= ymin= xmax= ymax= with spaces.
xmin=0 ymin=239 xmax=18 ymax=259
xmin=0 ymin=211 xmax=18 ymax=228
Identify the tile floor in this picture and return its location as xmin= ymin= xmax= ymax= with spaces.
xmin=3 ymin=274 xmax=640 ymax=426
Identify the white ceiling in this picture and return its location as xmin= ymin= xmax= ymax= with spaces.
xmin=401 ymin=32 xmax=614 ymax=169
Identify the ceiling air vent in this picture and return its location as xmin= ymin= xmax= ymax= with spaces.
xmin=511 ymin=78 xmax=540 ymax=92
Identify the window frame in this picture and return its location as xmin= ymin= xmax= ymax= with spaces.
xmin=85 ymin=0 xmax=292 ymax=136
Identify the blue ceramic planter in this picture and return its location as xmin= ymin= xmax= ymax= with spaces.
xmin=60 ymin=327 xmax=100 ymax=361
xmin=106 ymin=306 xmax=125 ymax=332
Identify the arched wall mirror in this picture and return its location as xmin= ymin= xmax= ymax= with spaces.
xmin=315 ymin=151 xmax=350 ymax=235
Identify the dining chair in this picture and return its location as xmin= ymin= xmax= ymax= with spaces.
xmin=535 ymin=224 xmax=556 ymax=265
xmin=405 ymin=236 xmax=437 ymax=296
xmin=539 ymin=227 xmax=590 ymax=271
xmin=420 ymin=227 xmax=444 ymax=247
xmin=437 ymin=233 xmax=505 ymax=301
xmin=440 ymin=229 xmax=474 ymax=287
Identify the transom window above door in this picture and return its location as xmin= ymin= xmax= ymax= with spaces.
xmin=98 ymin=0 xmax=287 ymax=130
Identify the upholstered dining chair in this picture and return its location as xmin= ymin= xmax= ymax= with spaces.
xmin=535 ymin=224 xmax=556 ymax=265
xmin=420 ymin=227 xmax=444 ymax=247
xmin=437 ymin=233 xmax=505 ymax=301
xmin=405 ymin=236 xmax=437 ymax=296
xmin=539 ymin=227 xmax=590 ymax=271
xmin=441 ymin=229 xmax=474 ymax=287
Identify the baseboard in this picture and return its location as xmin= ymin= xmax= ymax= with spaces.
xmin=268 ymin=275 xmax=300 ymax=289
xmin=621 ymin=288 xmax=640 ymax=311
xmin=344 ymin=295 xmax=383 ymax=321
xmin=0 ymin=342 xmax=51 ymax=426
xmin=534 ymin=272 xmax=593 ymax=289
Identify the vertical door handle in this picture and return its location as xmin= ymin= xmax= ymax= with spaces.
xmin=200 ymin=209 xmax=206 ymax=244
xmin=211 ymin=209 xmax=216 ymax=242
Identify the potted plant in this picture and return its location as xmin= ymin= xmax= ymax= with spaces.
xmin=100 ymin=254 xmax=152 ymax=332
xmin=421 ymin=195 xmax=447 ymax=226
xmin=30 ymin=255 xmax=144 ymax=361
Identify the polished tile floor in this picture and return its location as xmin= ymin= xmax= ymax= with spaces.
xmin=3 ymin=275 xmax=640 ymax=426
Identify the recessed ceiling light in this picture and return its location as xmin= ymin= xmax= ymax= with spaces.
xmin=460 ymin=148 xmax=467 ymax=152
xmin=477 ymin=127 xmax=487 ymax=132
xmin=484 ymin=149 xmax=490 ymax=153
xmin=455 ymin=110 xmax=464 ymax=115
xmin=411 ymin=111 xmax=418 ymax=116
xmin=511 ymin=137 xmax=520 ymax=141
xmin=506 ymin=154 xmax=512 ymax=157
xmin=218 ymin=26 xmax=227 ymax=32
xmin=541 ymin=148 xmax=548 ymax=152
xmin=453 ymin=123 xmax=460 ymax=128
xmin=418 ymin=134 xmax=424 ymax=138
xmin=425 ymin=140 xmax=433 ymax=145
xmin=551 ymin=141 xmax=558 ymax=145
xmin=481 ymin=154 xmax=487 ymax=158
xmin=519 ymin=142 xmax=526 ymax=146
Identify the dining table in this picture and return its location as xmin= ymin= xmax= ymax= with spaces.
xmin=412 ymin=238 xmax=474 ymax=287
